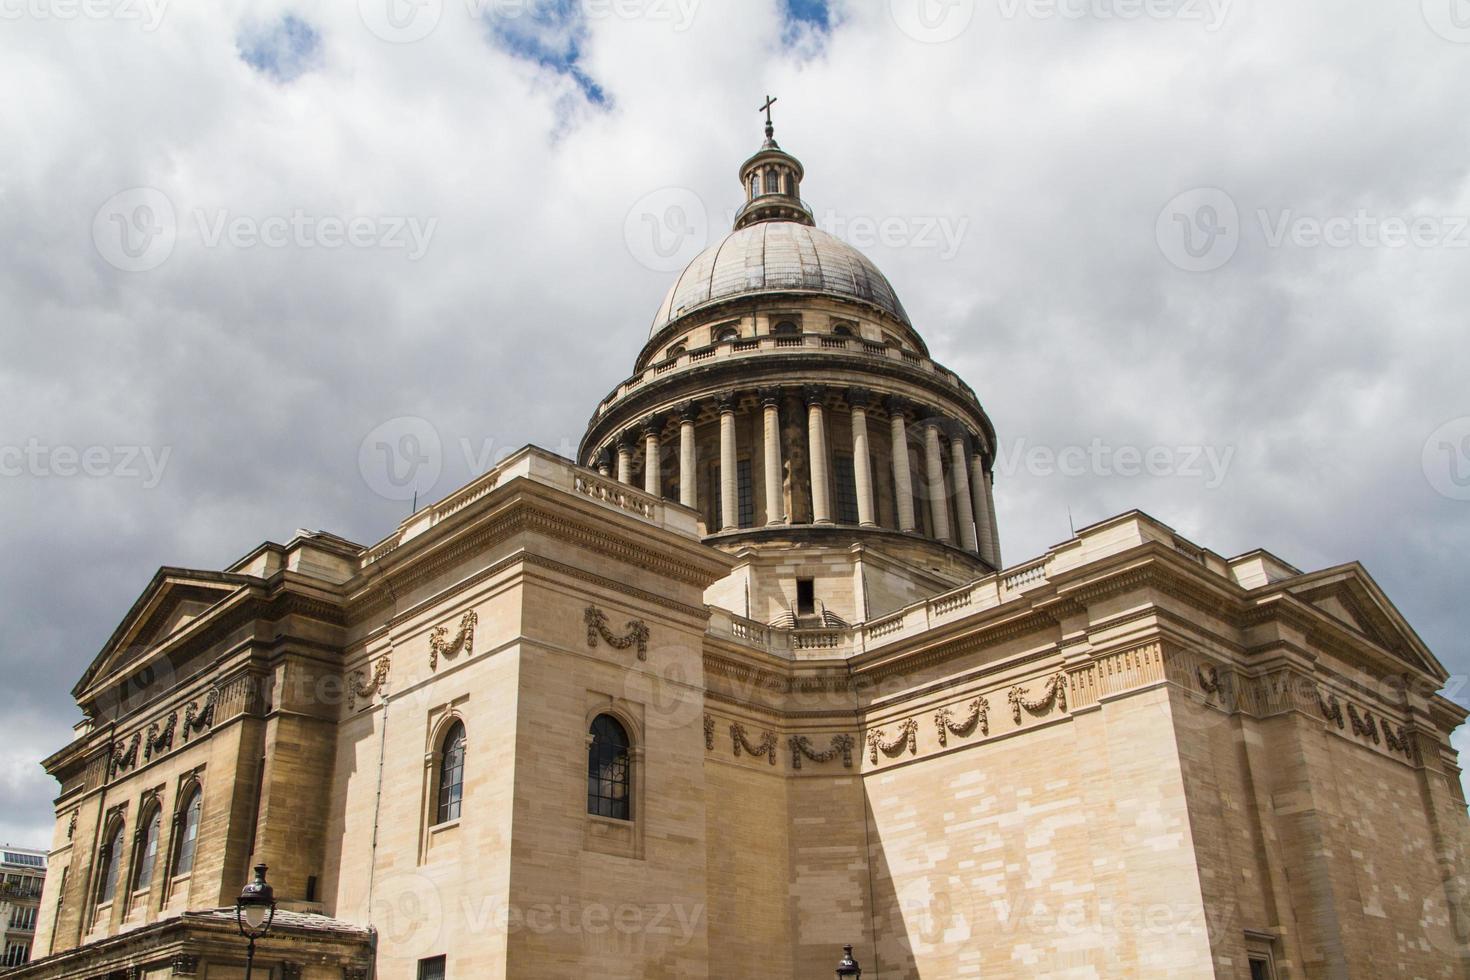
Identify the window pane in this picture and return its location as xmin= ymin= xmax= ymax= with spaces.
xmin=833 ymin=453 xmax=859 ymax=525
xmin=135 ymin=810 xmax=161 ymax=891
xmin=587 ymin=715 xmax=632 ymax=821
xmin=417 ymin=955 xmax=446 ymax=980
xmin=437 ymin=722 xmax=466 ymax=825
xmin=176 ymin=790 xmax=202 ymax=876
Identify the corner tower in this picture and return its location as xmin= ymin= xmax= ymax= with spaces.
xmin=581 ymin=113 xmax=1001 ymax=627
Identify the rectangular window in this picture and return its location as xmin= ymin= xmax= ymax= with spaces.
xmin=417 ymin=955 xmax=446 ymax=980
xmin=797 ymin=579 xmax=815 ymax=617
xmin=4 ymin=943 xmax=29 ymax=967
xmin=1249 ymin=958 xmax=1273 ymax=980
xmin=710 ymin=459 xmax=755 ymax=530
xmin=833 ymin=452 xmax=859 ymax=525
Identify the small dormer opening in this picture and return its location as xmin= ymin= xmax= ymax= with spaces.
xmin=796 ymin=578 xmax=815 ymax=617
xmin=772 ymin=320 xmax=800 ymax=337
xmin=714 ymin=324 xmax=740 ymax=343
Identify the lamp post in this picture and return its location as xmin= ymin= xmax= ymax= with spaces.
xmin=235 ymin=864 xmax=276 ymax=980
xmin=836 ymin=943 xmax=862 ymax=979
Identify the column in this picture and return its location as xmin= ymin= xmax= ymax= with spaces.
xmin=718 ymin=395 xmax=738 ymax=531
xmin=984 ymin=467 xmax=1002 ymax=566
xmin=886 ymin=396 xmax=917 ymax=533
xmin=970 ymin=450 xmax=997 ymax=567
xmin=805 ymin=386 xmax=832 ymax=524
xmin=849 ymin=389 xmax=876 ymax=527
xmin=949 ymin=426 xmax=978 ymax=553
xmin=616 ymin=436 xmax=634 ymax=485
xmin=596 ymin=450 xmax=610 ymax=478
xmin=678 ymin=402 xmax=697 ymax=510
xmin=924 ymin=420 xmax=952 ymax=544
xmin=760 ymin=389 xmax=784 ymax=525
xmin=642 ymin=417 xmax=661 ymax=497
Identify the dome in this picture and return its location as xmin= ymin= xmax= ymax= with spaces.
xmin=649 ymin=222 xmax=912 ymax=338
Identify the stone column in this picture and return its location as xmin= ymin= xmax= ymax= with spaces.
xmin=642 ymin=417 xmax=661 ymax=497
xmin=678 ymin=402 xmax=697 ymax=510
xmin=949 ymin=426 xmax=978 ymax=553
xmin=718 ymin=394 xmax=738 ymax=531
xmin=596 ymin=450 xmax=610 ymax=478
xmin=924 ymin=421 xmax=952 ymax=544
xmin=849 ymin=389 xmax=876 ymax=527
xmin=984 ymin=467 xmax=1002 ymax=566
xmin=616 ymin=436 xmax=634 ymax=486
xmin=805 ymin=386 xmax=832 ymax=525
xmin=970 ymin=450 xmax=997 ymax=566
xmin=760 ymin=389 xmax=784 ymax=525
xmin=886 ymin=396 xmax=917 ymax=533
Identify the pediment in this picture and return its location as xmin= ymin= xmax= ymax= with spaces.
xmin=73 ymin=568 xmax=254 ymax=699
xmin=1283 ymin=566 xmax=1444 ymax=680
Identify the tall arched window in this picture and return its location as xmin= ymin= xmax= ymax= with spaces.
xmin=587 ymin=715 xmax=631 ymax=821
xmin=132 ymin=804 xmax=162 ymax=892
xmin=97 ymin=821 xmax=125 ymax=906
xmin=173 ymin=787 xmax=202 ymax=877
xmin=437 ymin=721 xmax=466 ymax=824
xmin=765 ymin=170 xmax=780 ymax=194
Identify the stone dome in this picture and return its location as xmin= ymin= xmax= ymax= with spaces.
xmin=649 ymin=221 xmax=912 ymax=337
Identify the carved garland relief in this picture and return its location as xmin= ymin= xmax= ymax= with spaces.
xmin=867 ymin=718 xmax=919 ymax=764
xmin=429 ymin=610 xmax=478 ymax=670
xmin=789 ymin=734 xmax=855 ymax=770
xmin=731 ymin=722 xmax=779 ymax=765
xmin=350 ymin=655 xmax=391 ymax=710
xmin=935 ymin=696 xmax=989 ymax=746
xmin=1009 ymin=671 xmax=1068 ymax=725
xmin=585 ymin=605 xmax=650 ymax=661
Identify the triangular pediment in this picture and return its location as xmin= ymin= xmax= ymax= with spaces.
xmin=1282 ymin=565 xmax=1444 ymax=681
xmin=73 ymin=568 xmax=254 ymax=699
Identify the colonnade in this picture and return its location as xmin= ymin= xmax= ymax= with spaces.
xmin=592 ymin=387 xmax=1002 ymax=568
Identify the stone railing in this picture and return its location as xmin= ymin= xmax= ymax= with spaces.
xmin=362 ymin=448 xmax=700 ymax=567
xmin=595 ymin=332 xmax=978 ymax=419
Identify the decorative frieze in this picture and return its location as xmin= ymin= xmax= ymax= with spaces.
xmin=1197 ymin=664 xmax=1221 ymax=696
xmin=171 ymin=953 xmax=199 ymax=975
xmin=1315 ymin=687 xmax=1345 ymax=729
xmin=350 ymin=656 xmax=391 ymax=710
xmin=1008 ymin=672 xmax=1068 ymax=725
xmin=429 ymin=610 xmax=478 ymax=670
xmin=1384 ymin=722 xmax=1417 ymax=760
xmin=703 ymin=714 xmax=715 ymax=751
xmin=181 ymin=688 xmax=219 ymax=742
xmin=789 ymin=733 xmax=854 ymax=770
xmin=935 ymin=696 xmax=988 ymax=746
xmin=731 ymin=722 xmax=778 ymax=765
xmin=1348 ymin=703 xmax=1381 ymax=744
xmin=109 ymin=732 xmax=141 ymax=778
xmin=866 ymin=718 xmax=918 ymax=764
xmin=585 ymin=605 xmax=650 ymax=661
xmin=144 ymin=711 xmax=177 ymax=762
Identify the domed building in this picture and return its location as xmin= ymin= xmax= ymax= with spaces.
xmin=582 ymin=120 xmax=1002 ymax=629
xmin=16 ymin=118 xmax=1470 ymax=980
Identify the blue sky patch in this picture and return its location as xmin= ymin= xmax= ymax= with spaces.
xmin=485 ymin=0 xmax=609 ymax=107
xmin=238 ymin=14 xmax=321 ymax=83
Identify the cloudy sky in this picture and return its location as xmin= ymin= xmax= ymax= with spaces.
xmin=2 ymin=0 xmax=1468 ymax=847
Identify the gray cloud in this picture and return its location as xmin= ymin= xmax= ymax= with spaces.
xmin=1 ymin=0 xmax=1467 ymax=847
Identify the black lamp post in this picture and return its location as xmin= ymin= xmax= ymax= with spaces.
xmin=836 ymin=943 xmax=862 ymax=979
xmin=235 ymin=864 xmax=276 ymax=980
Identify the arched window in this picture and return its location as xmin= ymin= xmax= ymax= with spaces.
xmin=132 ymin=804 xmax=162 ymax=892
xmin=665 ymin=343 xmax=687 ymax=361
xmin=714 ymin=325 xmax=739 ymax=343
xmin=765 ymin=170 xmax=780 ymax=194
xmin=97 ymin=821 xmax=125 ymax=905
xmin=772 ymin=320 xmax=800 ymax=336
xmin=437 ymin=721 xmax=466 ymax=825
xmin=587 ymin=715 xmax=631 ymax=821
xmin=173 ymin=787 xmax=202 ymax=877
xmin=831 ymin=322 xmax=855 ymax=338
xmin=750 ymin=174 xmax=759 ymax=198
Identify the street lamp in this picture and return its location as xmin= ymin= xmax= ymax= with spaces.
xmin=835 ymin=943 xmax=862 ymax=979
xmin=235 ymin=864 xmax=276 ymax=980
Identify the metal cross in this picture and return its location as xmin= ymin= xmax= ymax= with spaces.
xmin=759 ymin=94 xmax=778 ymax=127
